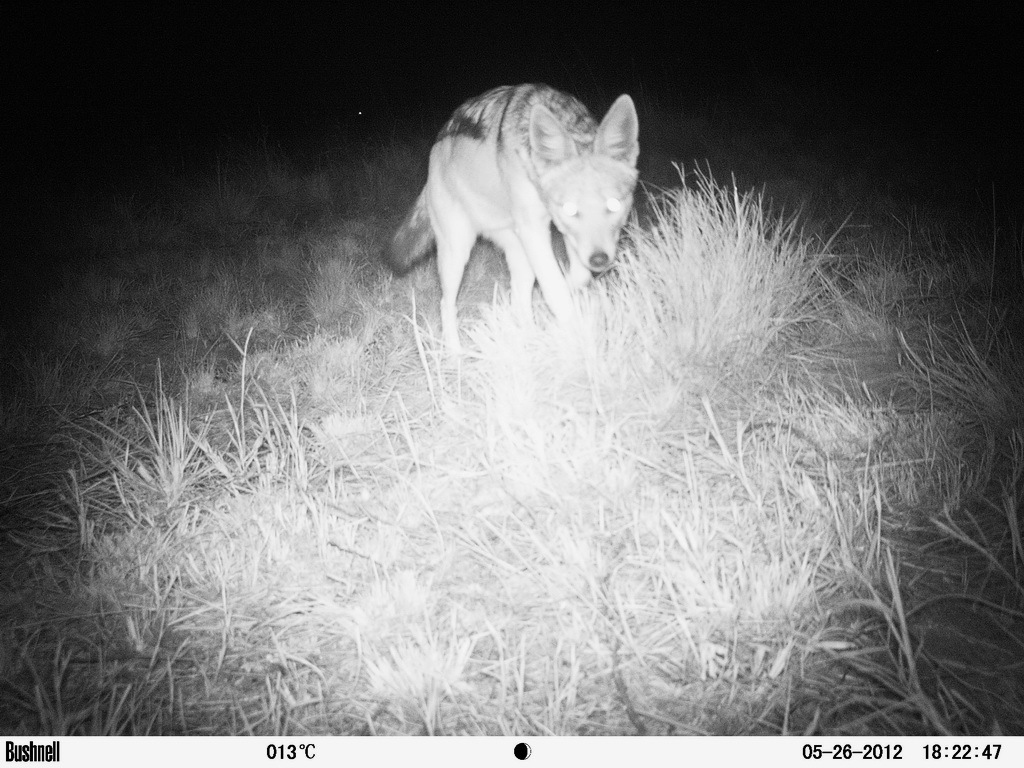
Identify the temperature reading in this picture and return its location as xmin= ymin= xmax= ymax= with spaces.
xmin=267 ymin=743 xmax=316 ymax=759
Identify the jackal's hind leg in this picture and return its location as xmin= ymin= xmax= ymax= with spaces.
xmin=434 ymin=216 xmax=476 ymax=353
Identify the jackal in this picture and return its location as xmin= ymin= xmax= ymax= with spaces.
xmin=387 ymin=84 xmax=639 ymax=352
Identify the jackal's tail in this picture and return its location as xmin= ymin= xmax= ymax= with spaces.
xmin=386 ymin=189 xmax=434 ymax=275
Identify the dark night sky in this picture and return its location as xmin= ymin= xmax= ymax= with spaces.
xmin=1 ymin=3 xmax=1019 ymax=333
xmin=1 ymin=4 xmax=1020 ymax=189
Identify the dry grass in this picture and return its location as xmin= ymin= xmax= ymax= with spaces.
xmin=1 ymin=145 xmax=1021 ymax=736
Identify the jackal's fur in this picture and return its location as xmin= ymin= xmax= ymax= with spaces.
xmin=387 ymin=84 xmax=640 ymax=352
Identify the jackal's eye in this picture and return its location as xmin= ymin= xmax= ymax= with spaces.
xmin=606 ymin=197 xmax=623 ymax=213
xmin=561 ymin=201 xmax=579 ymax=218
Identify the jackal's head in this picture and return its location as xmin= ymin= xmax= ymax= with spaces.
xmin=531 ymin=94 xmax=639 ymax=288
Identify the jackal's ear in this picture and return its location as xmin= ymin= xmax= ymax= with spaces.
xmin=530 ymin=104 xmax=575 ymax=166
xmin=596 ymin=95 xmax=639 ymax=167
